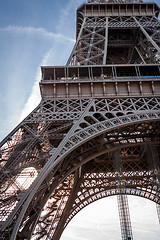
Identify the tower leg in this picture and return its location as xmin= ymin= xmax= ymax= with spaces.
xmin=52 ymin=169 xmax=82 ymax=240
xmin=146 ymin=145 xmax=160 ymax=225
xmin=114 ymin=150 xmax=133 ymax=240
xmin=117 ymin=194 xmax=133 ymax=240
xmin=156 ymin=204 xmax=160 ymax=224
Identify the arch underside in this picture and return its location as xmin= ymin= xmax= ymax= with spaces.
xmin=0 ymin=97 xmax=160 ymax=240
xmin=17 ymin=120 xmax=160 ymax=240
xmin=30 ymin=144 xmax=160 ymax=240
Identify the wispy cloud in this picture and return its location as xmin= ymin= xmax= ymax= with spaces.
xmin=18 ymin=0 xmax=79 ymax=122
xmin=1 ymin=23 xmax=75 ymax=139
xmin=61 ymin=196 xmax=160 ymax=240
xmin=0 ymin=25 xmax=75 ymax=42
xmin=0 ymin=22 xmax=75 ymax=128
xmin=19 ymin=46 xmax=56 ymax=121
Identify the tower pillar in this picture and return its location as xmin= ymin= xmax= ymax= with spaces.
xmin=114 ymin=150 xmax=133 ymax=240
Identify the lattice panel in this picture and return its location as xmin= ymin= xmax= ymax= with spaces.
xmin=117 ymin=194 xmax=133 ymax=240
xmin=16 ymin=142 xmax=159 ymax=240
xmin=23 ymin=97 xmax=160 ymax=122
xmin=68 ymin=13 xmax=160 ymax=65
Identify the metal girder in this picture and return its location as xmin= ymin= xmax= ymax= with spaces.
xmin=146 ymin=144 xmax=160 ymax=225
xmin=16 ymin=139 xmax=160 ymax=239
xmin=1 ymin=105 xmax=159 ymax=239
xmin=114 ymin=150 xmax=133 ymax=240
xmin=103 ymin=17 xmax=108 ymax=64
xmin=66 ymin=17 xmax=87 ymax=66
xmin=0 ymin=98 xmax=160 ymax=223
xmin=133 ymin=17 xmax=160 ymax=54
xmin=67 ymin=15 xmax=160 ymax=65
xmin=117 ymin=194 xmax=133 ymax=240
xmin=157 ymin=204 xmax=160 ymax=224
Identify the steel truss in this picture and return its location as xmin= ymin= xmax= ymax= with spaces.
xmin=117 ymin=194 xmax=133 ymax=240
xmin=0 ymin=96 xmax=160 ymax=239
xmin=67 ymin=4 xmax=160 ymax=65
xmin=114 ymin=150 xmax=133 ymax=240
xmin=157 ymin=204 xmax=160 ymax=224
xmin=0 ymin=0 xmax=160 ymax=240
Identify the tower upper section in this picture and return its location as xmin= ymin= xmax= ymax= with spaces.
xmin=40 ymin=1 xmax=160 ymax=99
xmin=66 ymin=0 xmax=160 ymax=65
xmin=77 ymin=0 xmax=159 ymax=36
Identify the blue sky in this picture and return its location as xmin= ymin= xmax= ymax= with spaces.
xmin=0 ymin=0 xmax=81 ymax=140
xmin=0 ymin=0 xmax=160 ymax=239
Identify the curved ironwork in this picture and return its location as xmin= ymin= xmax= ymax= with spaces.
xmin=29 ymin=137 xmax=160 ymax=239
xmin=7 ymin=115 xmax=160 ymax=239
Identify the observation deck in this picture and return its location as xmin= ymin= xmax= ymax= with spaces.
xmin=40 ymin=64 xmax=160 ymax=99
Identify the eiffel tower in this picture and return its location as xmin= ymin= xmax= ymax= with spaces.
xmin=0 ymin=0 xmax=160 ymax=239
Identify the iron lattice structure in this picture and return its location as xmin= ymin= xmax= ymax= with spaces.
xmin=117 ymin=194 xmax=133 ymax=240
xmin=0 ymin=0 xmax=160 ymax=239
xmin=114 ymin=149 xmax=133 ymax=240
xmin=156 ymin=204 xmax=160 ymax=224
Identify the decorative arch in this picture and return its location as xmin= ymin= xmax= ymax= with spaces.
xmin=14 ymin=116 xmax=160 ymax=240
xmin=3 ymin=110 xmax=160 ymax=240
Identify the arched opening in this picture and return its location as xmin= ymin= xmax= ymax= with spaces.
xmin=9 ymin=117 xmax=160 ymax=240
xmin=61 ymin=196 xmax=160 ymax=240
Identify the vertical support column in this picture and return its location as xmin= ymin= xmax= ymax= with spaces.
xmin=156 ymin=204 xmax=160 ymax=224
xmin=103 ymin=17 xmax=108 ymax=65
xmin=133 ymin=17 xmax=160 ymax=54
xmin=135 ymin=47 xmax=146 ymax=64
xmin=66 ymin=17 xmax=86 ymax=66
xmin=146 ymin=144 xmax=160 ymax=224
xmin=85 ymin=26 xmax=96 ymax=64
xmin=53 ymin=170 xmax=83 ymax=240
xmin=117 ymin=194 xmax=133 ymax=240
xmin=114 ymin=151 xmax=133 ymax=240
